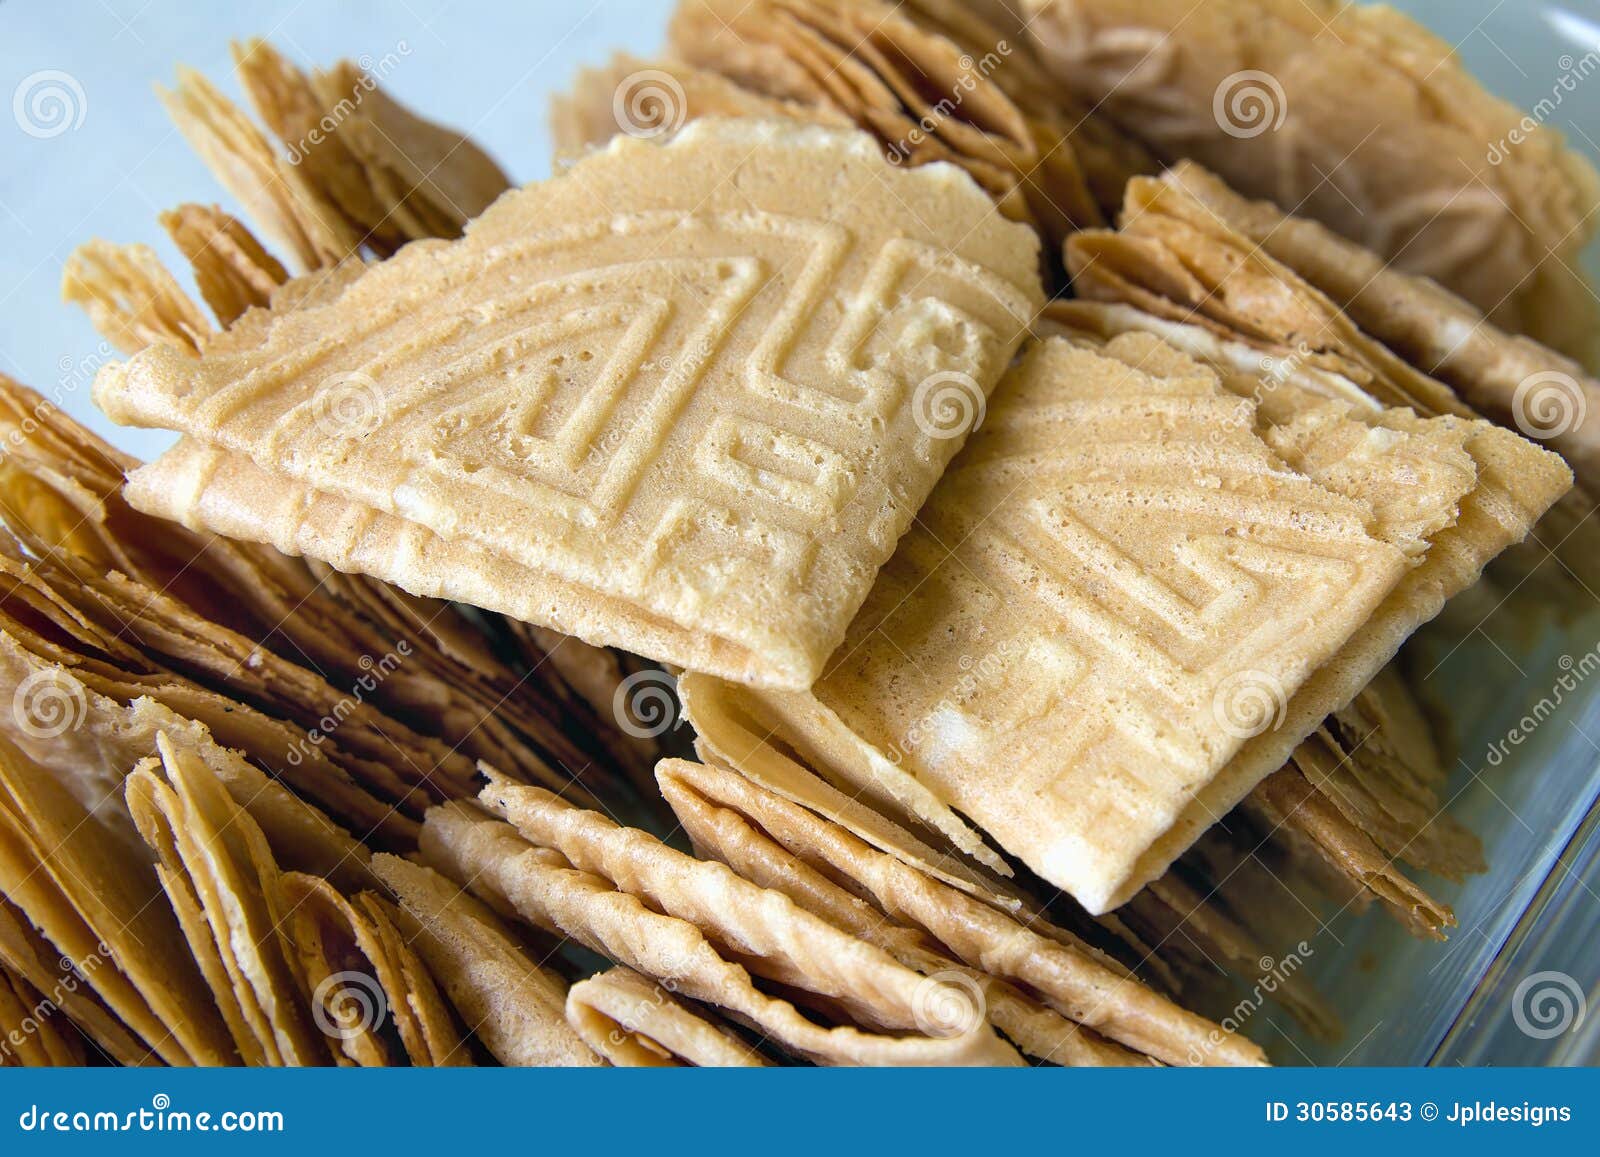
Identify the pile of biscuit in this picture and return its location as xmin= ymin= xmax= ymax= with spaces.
xmin=3 ymin=0 xmax=1595 ymax=1067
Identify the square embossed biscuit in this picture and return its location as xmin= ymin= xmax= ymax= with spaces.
xmin=685 ymin=335 xmax=1416 ymax=913
xmin=95 ymin=119 xmax=1044 ymax=689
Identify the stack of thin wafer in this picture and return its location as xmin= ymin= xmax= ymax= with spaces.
xmin=3 ymin=0 xmax=1596 ymax=1065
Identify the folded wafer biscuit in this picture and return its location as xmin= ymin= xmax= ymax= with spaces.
xmin=663 ymin=0 xmax=1149 ymax=250
xmin=126 ymin=734 xmax=334 ymax=1066
xmin=684 ymin=333 xmax=1423 ymax=913
xmin=656 ymin=757 xmax=1263 ymax=1065
xmin=61 ymin=240 xmax=213 ymax=355
xmin=156 ymin=41 xmax=510 ymax=271
xmin=565 ymin=967 xmax=769 ymax=1067
xmin=0 ymin=385 xmax=571 ymax=842
xmin=230 ymin=39 xmax=509 ymax=257
xmin=126 ymin=728 xmax=512 ymax=1067
xmin=0 ymin=967 xmax=86 ymax=1067
xmin=278 ymin=873 xmax=468 ymax=1066
xmin=1139 ymin=162 xmax=1600 ymax=496
xmin=0 ymin=592 xmax=575 ymax=1066
xmin=0 ymin=643 xmax=376 ymax=894
xmin=160 ymin=204 xmax=288 ymax=325
xmin=1225 ymin=668 xmax=1479 ymax=940
xmin=1022 ymin=0 xmax=1600 ymax=364
xmin=422 ymin=778 xmax=1026 ymax=1065
xmin=95 ymin=118 xmax=1043 ymax=690
xmin=551 ymin=53 xmax=850 ymax=163
xmin=0 ymin=724 xmax=240 ymax=1066
xmin=372 ymin=855 xmax=599 ymax=1067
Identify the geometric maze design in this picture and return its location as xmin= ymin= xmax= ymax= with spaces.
xmin=811 ymin=335 xmax=1408 ymax=910
xmin=99 ymin=124 xmax=1043 ymax=688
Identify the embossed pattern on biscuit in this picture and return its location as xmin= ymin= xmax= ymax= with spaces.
xmin=698 ymin=335 xmax=1410 ymax=913
xmin=1037 ymin=299 xmax=1568 ymax=911
xmin=93 ymin=120 xmax=1044 ymax=690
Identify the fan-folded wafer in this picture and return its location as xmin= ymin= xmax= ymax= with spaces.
xmin=1022 ymin=0 xmax=1600 ymax=364
xmin=1147 ymin=162 xmax=1600 ymax=493
xmin=0 ymin=967 xmax=86 ymax=1067
xmin=126 ymin=734 xmax=335 ymax=1065
xmin=370 ymin=854 xmax=600 ymax=1067
xmin=1 ymin=373 xmax=651 ymax=837
xmin=0 ymin=731 xmax=233 ymax=1065
xmin=0 ymin=898 xmax=151 ymax=1066
xmin=278 ymin=872 xmax=468 ymax=1066
xmin=565 ymin=967 xmax=768 ymax=1066
xmin=421 ymin=782 xmax=1025 ymax=1065
xmin=655 ymin=757 xmax=1263 ymax=1065
xmin=663 ymin=0 xmax=1147 ymax=250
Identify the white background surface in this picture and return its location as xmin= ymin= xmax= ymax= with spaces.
xmin=1 ymin=0 xmax=1599 ymax=462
